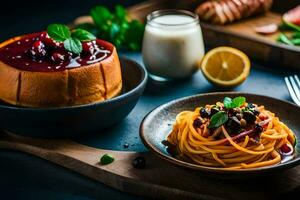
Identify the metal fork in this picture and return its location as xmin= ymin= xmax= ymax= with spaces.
xmin=285 ymin=75 xmax=300 ymax=106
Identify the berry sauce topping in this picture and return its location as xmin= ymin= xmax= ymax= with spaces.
xmin=0 ymin=32 xmax=113 ymax=72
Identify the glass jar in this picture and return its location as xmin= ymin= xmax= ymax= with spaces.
xmin=142 ymin=10 xmax=205 ymax=81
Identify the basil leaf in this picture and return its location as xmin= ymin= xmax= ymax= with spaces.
xmin=208 ymin=111 xmax=228 ymax=128
xmin=64 ymin=37 xmax=82 ymax=54
xmin=115 ymin=5 xmax=127 ymax=21
xmin=100 ymin=154 xmax=114 ymax=165
xmin=90 ymin=6 xmax=112 ymax=29
xmin=124 ymin=20 xmax=145 ymax=51
xmin=72 ymin=29 xmax=96 ymax=41
xmin=47 ymin=24 xmax=71 ymax=42
xmin=223 ymin=97 xmax=233 ymax=108
xmin=223 ymin=96 xmax=246 ymax=108
xmin=76 ymin=23 xmax=99 ymax=37
xmin=110 ymin=23 xmax=120 ymax=39
xmin=232 ymin=96 xmax=246 ymax=108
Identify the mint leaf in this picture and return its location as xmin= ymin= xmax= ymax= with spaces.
xmin=71 ymin=29 xmax=96 ymax=41
xmin=208 ymin=111 xmax=228 ymax=128
xmin=232 ymin=97 xmax=246 ymax=108
xmin=223 ymin=97 xmax=233 ymax=108
xmin=100 ymin=154 xmax=114 ymax=165
xmin=47 ymin=24 xmax=71 ymax=42
xmin=64 ymin=37 xmax=82 ymax=54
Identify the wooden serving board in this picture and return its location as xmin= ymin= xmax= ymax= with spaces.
xmin=1 ymin=131 xmax=300 ymax=200
xmin=126 ymin=0 xmax=300 ymax=69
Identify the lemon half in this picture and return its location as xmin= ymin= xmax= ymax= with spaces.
xmin=200 ymin=47 xmax=251 ymax=87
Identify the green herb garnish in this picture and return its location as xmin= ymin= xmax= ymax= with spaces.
xmin=47 ymin=24 xmax=96 ymax=54
xmin=47 ymin=24 xmax=71 ymax=42
xmin=100 ymin=154 xmax=114 ymax=165
xmin=71 ymin=29 xmax=96 ymax=41
xmin=277 ymin=22 xmax=300 ymax=46
xmin=63 ymin=38 xmax=82 ymax=55
xmin=277 ymin=33 xmax=294 ymax=45
xmin=223 ymin=96 xmax=246 ymax=109
xmin=77 ymin=5 xmax=145 ymax=51
xmin=291 ymin=38 xmax=300 ymax=45
xmin=208 ymin=111 xmax=228 ymax=128
xmin=281 ymin=22 xmax=300 ymax=32
xmin=293 ymin=32 xmax=300 ymax=39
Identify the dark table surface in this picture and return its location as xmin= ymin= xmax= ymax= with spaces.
xmin=0 ymin=0 xmax=299 ymax=199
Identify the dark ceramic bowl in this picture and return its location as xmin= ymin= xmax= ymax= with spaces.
xmin=0 ymin=57 xmax=147 ymax=138
xmin=140 ymin=92 xmax=300 ymax=176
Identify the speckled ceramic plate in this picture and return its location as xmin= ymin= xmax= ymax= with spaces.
xmin=140 ymin=92 xmax=300 ymax=176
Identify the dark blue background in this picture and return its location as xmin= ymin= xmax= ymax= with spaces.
xmin=0 ymin=1 xmax=299 ymax=200
xmin=0 ymin=0 xmax=143 ymax=41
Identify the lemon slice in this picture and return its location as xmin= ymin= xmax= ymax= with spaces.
xmin=200 ymin=47 xmax=250 ymax=87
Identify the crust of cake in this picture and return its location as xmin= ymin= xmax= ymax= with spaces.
xmin=0 ymin=36 xmax=122 ymax=107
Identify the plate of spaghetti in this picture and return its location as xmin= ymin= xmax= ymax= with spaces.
xmin=140 ymin=93 xmax=300 ymax=175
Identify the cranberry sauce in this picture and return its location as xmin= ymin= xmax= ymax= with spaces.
xmin=0 ymin=32 xmax=113 ymax=72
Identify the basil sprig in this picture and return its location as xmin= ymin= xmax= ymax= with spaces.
xmin=223 ymin=96 xmax=246 ymax=109
xmin=208 ymin=111 xmax=228 ymax=129
xmin=208 ymin=96 xmax=246 ymax=128
xmin=100 ymin=154 xmax=114 ymax=165
xmin=76 ymin=5 xmax=144 ymax=51
xmin=47 ymin=24 xmax=96 ymax=54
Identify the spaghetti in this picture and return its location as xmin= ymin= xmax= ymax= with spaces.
xmin=167 ymin=97 xmax=296 ymax=169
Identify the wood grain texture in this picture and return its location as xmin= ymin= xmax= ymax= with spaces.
xmin=127 ymin=0 xmax=300 ymax=69
xmin=0 ymin=131 xmax=300 ymax=200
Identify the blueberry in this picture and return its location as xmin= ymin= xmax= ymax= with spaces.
xmin=132 ymin=156 xmax=146 ymax=169
xmin=200 ymin=108 xmax=210 ymax=118
xmin=247 ymin=103 xmax=255 ymax=108
xmin=254 ymin=124 xmax=263 ymax=133
xmin=243 ymin=111 xmax=256 ymax=124
xmin=226 ymin=116 xmax=241 ymax=134
xmin=210 ymin=107 xmax=219 ymax=116
xmin=252 ymin=108 xmax=260 ymax=116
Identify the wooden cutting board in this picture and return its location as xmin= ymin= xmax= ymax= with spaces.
xmin=0 ymin=131 xmax=300 ymax=200
xmin=127 ymin=0 xmax=300 ymax=69
xmin=72 ymin=0 xmax=300 ymax=69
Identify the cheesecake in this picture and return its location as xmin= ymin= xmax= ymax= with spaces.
xmin=0 ymin=32 xmax=122 ymax=107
